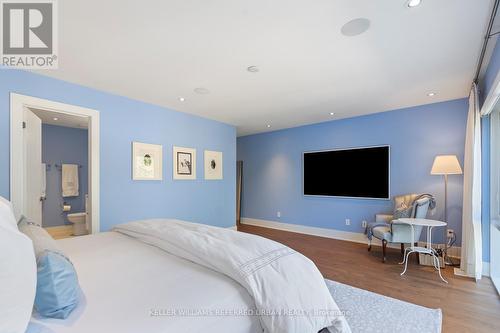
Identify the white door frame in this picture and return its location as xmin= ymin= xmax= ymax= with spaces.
xmin=10 ymin=93 xmax=100 ymax=234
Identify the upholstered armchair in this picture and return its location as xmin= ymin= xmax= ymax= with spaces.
xmin=367 ymin=194 xmax=434 ymax=262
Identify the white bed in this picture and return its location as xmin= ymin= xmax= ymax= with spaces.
xmin=24 ymin=222 xmax=442 ymax=333
xmin=28 ymin=232 xmax=263 ymax=333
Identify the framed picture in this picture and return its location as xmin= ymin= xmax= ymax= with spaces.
xmin=132 ymin=142 xmax=163 ymax=180
xmin=173 ymin=146 xmax=196 ymax=180
xmin=204 ymin=150 xmax=223 ymax=180
xmin=177 ymin=152 xmax=192 ymax=175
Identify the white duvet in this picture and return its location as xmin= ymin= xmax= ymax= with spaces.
xmin=114 ymin=219 xmax=351 ymax=333
xmin=28 ymin=231 xmax=262 ymax=333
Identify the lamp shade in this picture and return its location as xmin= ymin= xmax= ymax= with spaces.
xmin=430 ymin=155 xmax=463 ymax=175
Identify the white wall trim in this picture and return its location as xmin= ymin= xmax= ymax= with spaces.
xmin=454 ymin=263 xmax=490 ymax=279
xmin=10 ymin=93 xmax=100 ymax=234
xmin=241 ymin=217 xmax=402 ymax=249
xmin=242 ymin=217 xmax=468 ymax=252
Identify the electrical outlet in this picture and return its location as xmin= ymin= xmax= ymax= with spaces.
xmin=361 ymin=220 xmax=367 ymax=228
xmin=277 ymin=211 xmax=281 ymax=218
xmin=345 ymin=219 xmax=351 ymax=226
xmin=447 ymin=229 xmax=454 ymax=238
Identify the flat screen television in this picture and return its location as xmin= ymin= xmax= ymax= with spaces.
xmin=303 ymin=145 xmax=390 ymax=199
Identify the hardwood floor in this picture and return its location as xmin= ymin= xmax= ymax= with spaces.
xmin=237 ymin=224 xmax=500 ymax=333
xmin=44 ymin=225 xmax=74 ymax=239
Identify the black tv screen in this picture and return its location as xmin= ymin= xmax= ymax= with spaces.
xmin=303 ymin=146 xmax=390 ymax=199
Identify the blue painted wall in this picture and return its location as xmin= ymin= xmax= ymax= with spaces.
xmin=42 ymin=124 xmax=88 ymax=227
xmin=0 ymin=70 xmax=236 ymax=230
xmin=238 ymin=99 xmax=468 ymax=245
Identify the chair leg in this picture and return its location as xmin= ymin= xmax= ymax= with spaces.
xmin=415 ymin=242 xmax=420 ymax=265
xmin=400 ymin=243 xmax=404 ymax=255
xmin=368 ymin=240 xmax=372 ymax=252
xmin=382 ymin=239 xmax=387 ymax=263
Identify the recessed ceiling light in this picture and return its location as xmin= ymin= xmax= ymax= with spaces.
xmin=266 ymin=124 xmax=271 ymax=128
xmin=178 ymin=97 xmax=185 ymax=102
xmin=427 ymin=92 xmax=436 ymax=97
xmin=340 ymin=18 xmax=370 ymax=37
xmin=194 ymin=87 xmax=210 ymax=95
xmin=407 ymin=0 xmax=422 ymax=8
xmin=329 ymin=112 xmax=335 ymax=116
xmin=247 ymin=66 xmax=259 ymax=73
xmin=53 ymin=117 xmax=58 ymax=121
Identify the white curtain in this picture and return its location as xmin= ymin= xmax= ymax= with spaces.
xmin=459 ymin=83 xmax=482 ymax=280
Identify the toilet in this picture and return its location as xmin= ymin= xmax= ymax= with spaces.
xmin=67 ymin=194 xmax=88 ymax=236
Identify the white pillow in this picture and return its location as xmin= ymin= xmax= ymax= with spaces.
xmin=18 ymin=217 xmax=62 ymax=258
xmin=0 ymin=225 xmax=37 ymax=333
xmin=0 ymin=196 xmax=18 ymax=232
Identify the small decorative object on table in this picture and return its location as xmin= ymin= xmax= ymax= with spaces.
xmin=397 ymin=218 xmax=448 ymax=283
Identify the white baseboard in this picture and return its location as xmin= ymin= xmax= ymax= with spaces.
xmin=241 ymin=218 xmax=464 ymax=252
xmin=454 ymin=264 xmax=490 ymax=279
xmin=241 ymin=217 xmax=402 ymax=249
xmin=227 ymin=225 xmax=237 ymax=230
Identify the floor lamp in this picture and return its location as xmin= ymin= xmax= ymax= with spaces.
xmin=431 ymin=155 xmax=463 ymax=266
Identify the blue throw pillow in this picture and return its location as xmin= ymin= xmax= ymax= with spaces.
xmin=35 ymin=251 xmax=81 ymax=319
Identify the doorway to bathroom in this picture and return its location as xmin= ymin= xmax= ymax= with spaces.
xmin=10 ymin=93 xmax=100 ymax=237
xmin=37 ymin=111 xmax=89 ymax=238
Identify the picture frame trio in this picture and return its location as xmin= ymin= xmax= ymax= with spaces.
xmin=132 ymin=142 xmax=222 ymax=181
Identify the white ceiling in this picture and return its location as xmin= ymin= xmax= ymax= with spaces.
xmin=30 ymin=108 xmax=89 ymax=129
xmin=35 ymin=0 xmax=492 ymax=136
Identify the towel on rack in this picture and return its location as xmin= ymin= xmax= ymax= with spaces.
xmin=41 ymin=163 xmax=47 ymax=200
xmin=62 ymin=164 xmax=79 ymax=197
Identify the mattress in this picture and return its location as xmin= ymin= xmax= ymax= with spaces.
xmin=28 ymin=232 xmax=263 ymax=333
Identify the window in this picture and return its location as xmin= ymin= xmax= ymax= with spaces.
xmin=491 ymin=108 xmax=500 ymax=221
xmin=490 ymin=106 xmax=499 ymax=290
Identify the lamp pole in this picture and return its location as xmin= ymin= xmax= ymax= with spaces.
xmin=443 ymin=174 xmax=448 ymax=266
